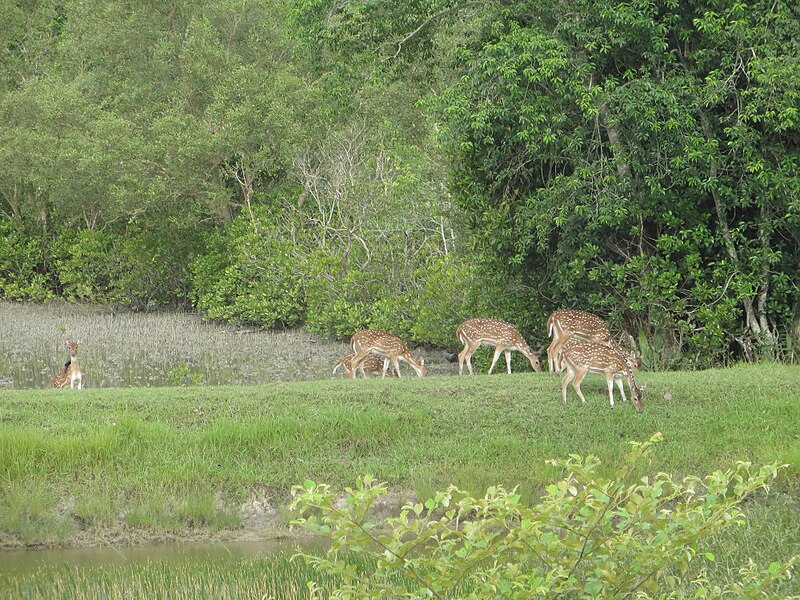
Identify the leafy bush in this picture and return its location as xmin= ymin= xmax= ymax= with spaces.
xmin=303 ymin=253 xmax=399 ymax=340
xmin=291 ymin=434 xmax=796 ymax=598
xmin=190 ymin=211 xmax=305 ymax=328
xmin=52 ymin=229 xmax=120 ymax=303
xmin=0 ymin=221 xmax=54 ymax=301
xmin=410 ymin=256 xmax=478 ymax=348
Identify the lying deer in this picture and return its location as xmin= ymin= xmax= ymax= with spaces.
xmin=349 ymin=330 xmax=427 ymax=378
xmin=559 ymin=338 xmax=644 ymax=412
xmin=52 ymin=339 xmax=84 ymax=389
xmin=332 ymin=353 xmax=397 ymax=378
xmin=456 ymin=318 xmax=541 ymax=375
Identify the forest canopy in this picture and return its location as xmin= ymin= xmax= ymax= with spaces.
xmin=1 ymin=0 xmax=798 ymax=367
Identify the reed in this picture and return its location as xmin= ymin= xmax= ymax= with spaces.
xmin=0 ymin=301 xmax=392 ymax=388
xmin=0 ymin=555 xmax=346 ymax=599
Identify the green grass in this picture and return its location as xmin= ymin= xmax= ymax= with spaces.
xmin=0 ymin=555 xmax=345 ymax=599
xmin=1 ymin=364 xmax=798 ymax=521
xmin=1 ymin=364 xmax=799 ymax=593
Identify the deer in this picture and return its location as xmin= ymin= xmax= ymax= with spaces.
xmin=332 ymin=353 xmax=397 ymax=378
xmin=546 ymin=309 xmax=613 ymax=373
xmin=456 ymin=318 xmax=542 ymax=375
xmin=558 ymin=338 xmax=645 ymax=412
xmin=349 ymin=330 xmax=427 ymax=378
xmin=52 ymin=339 xmax=84 ymax=389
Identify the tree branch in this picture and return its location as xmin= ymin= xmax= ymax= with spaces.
xmin=385 ymin=1 xmax=496 ymax=60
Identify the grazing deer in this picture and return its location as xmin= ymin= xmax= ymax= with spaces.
xmin=332 ymin=353 xmax=396 ymax=378
xmin=546 ymin=309 xmax=612 ymax=372
xmin=350 ymin=330 xmax=427 ymax=378
xmin=559 ymin=338 xmax=644 ymax=412
xmin=52 ymin=339 xmax=84 ymax=389
xmin=456 ymin=318 xmax=542 ymax=375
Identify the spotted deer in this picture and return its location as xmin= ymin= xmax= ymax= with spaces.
xmin=546 ymin=309 xmax=613 ymax=373
xmin=559 ymin=338 xmax=644 ymax=412
xmin=52 ymin=339 xmax=84 ymax=389
xmin=456 ymin=318 xmax=542 ymax=375
xmin=350 ymin=330 xmax=427 ymax=378
xmin=332 ymin=353 xmax=396 ymax=378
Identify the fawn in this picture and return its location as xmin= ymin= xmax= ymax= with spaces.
xmin=332 ymin=353 xmax=397 ymax=378
xmin=350 ymin=330 xmax=427 ymax=378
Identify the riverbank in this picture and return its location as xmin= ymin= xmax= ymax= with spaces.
xmin=2 ymin=365 xmax=799 ymax=549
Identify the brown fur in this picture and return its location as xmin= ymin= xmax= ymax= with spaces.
xmin=52 ymin=340 xmax=83 ymax=389
xmin=349 ymin=330 xmax=426 ymax=378
xmin=456 ymin=318 xmax=541 ymax=375
xmin=332 ymin=353 xmax=396 ymax=378
xmin=546 ymin=309 xmax=613 ymax=372
xmin=559 ymin=338 xmax=644 ymax=412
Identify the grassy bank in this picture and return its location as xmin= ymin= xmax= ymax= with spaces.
xmin=1 ymin=364 xmax=799 ymax=592
xmin=2 ymin=364 xmax=798 ymax=533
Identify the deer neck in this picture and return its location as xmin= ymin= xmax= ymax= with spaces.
xmin=625 ymin=369 xmax=638 ymax=391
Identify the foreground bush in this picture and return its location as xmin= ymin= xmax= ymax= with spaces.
xmin=291 ymin=434 xmax=796 ymax=598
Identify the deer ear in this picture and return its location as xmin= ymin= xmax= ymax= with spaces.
xmin=64 ymin=339 xmax=69 ymax=346
xmin=76 ymin=339 xmax=80 ymax=345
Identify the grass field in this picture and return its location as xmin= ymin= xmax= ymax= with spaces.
xmin=1 ymin=365 xmax=798 ymax=548
xmin=1 ymin=300 xmax=799 ymax=595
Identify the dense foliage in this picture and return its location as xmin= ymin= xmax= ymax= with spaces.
xmin=291 ymin=435 xmax=796 ymax=598
xmin=1 ymin=0 xmax=798 ymax=365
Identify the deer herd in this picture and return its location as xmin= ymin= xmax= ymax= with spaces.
xmin=53 ymin=309 xmax=645 ymax=411
xmin=329 ymin=308 xmax=645 ymax=412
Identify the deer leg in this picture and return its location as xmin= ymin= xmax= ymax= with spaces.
xmin=547 ymin=338 xmax=560 ymax=373
xmin=488 ymin=347 xmax=503 ymax=374
xmin=467 ymin=344 xmax=478 ymax=375
xmin=561 ymin=366 xmax=575 ymax=404
xmin=606 ymin=375 xmax=615 ymax=407
xmin=350 ymin=351 xmax=369 ymax=379
xmin=392 ymin=355 xmax=403 ymax=378
xmin=504 ymin=350 xmax=513 ymax=374
xmin=548 ymin=326 xmax=565 ymax=373
xmin=458 ymin=341 xmax=476 ymax=375
xmin=572 ymin=368 xmax=589 ymax=404
xmin=467 ymin=341 xmax=480 ymax=375
xmin=615 ymin=376 xmax=628 ymax=403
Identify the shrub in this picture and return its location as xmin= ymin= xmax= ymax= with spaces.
xmin=291 ymin=434 xmax=796 ymax=598
xmin=0 ymin=221 xmax=54 ymax=301
xmin=52 ymin=229 xmax=119 ymax=302
xmin=190 ymin=211 xmax=304 ymax=328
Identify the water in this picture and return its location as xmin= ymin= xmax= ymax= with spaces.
xmin=0 ymin=538 xmax=324 ymax=577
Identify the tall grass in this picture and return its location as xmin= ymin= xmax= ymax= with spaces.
xmin=1 ymin=555 xmax=344 ymax=599
xmin=0 ymin=301 xmax=453 ymax=389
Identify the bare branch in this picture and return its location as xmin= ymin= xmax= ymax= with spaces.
xmin=385 ymin=1 xmax=496 ymax=60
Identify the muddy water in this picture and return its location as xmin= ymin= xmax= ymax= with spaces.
xmin=0 ymin=538 xmax=326 ymax=577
